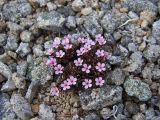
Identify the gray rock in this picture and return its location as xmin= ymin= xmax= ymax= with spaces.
xmin=116 ymin=114 xmax=128 ymax=120
xmin=39 ymin=104 xmax=55 ymax=120
xmin=152 ymin=19 xmax=160 ymax=44
xmin=83 ymin=15 xmax=103 ymax=37
xmin=7 ymin=22 xmax=24 ymax=33
xmin=79 ymin=85 xmax=123 ymax=110
xmin=124 ymin=51 xmax=143 ymax=73
xmin=17 ymin=61 xmax=28 ymax=76
xmin=142 ymin=63 xmax=154 ymax=80
xmin=25 ymin=81 xmax=39 ymax=103
xmin=1 ymin=80 xmax=16 ymax=92
xmin=16 ymin=42 xmax=31 ymax=57
xmin=81 ymin=7 xmax=93 ymax=16
xmin=108 ymin=56 xmax=122 ymax=65
xmin=36 ymin=11 xmax=65 ymax=31
xmin=10 ymin=94 xmax=33 ymax=120
xmin=3 ymin=0 xmax=32 ymax=21
xmin=128 ymin=43 xmax=138 ymax=52
xmin=145 ymin=108 xmax=155 ymax=120
xmin=132 ymin=113 xmax=146 ymax=120
xmin=143 ymin=45 xmax=160 ymax=62
xmin=152 ymin=67 xmax=160 ymax=80
xmin=66 ymin=16 xmax=76 ymax=28
xmin=72 ymin=0 xmax=84 ymax=12
xmin=6 ymin=34 xmax=18 ymax=51
xmin=31 ymin=63 xmax=53 ymax=85
xmin=33 ymin=44 xmax=44 ymax=57
xmin=159 ymin=2 xmax=160 ymax=14
xmin=109 ymin=68 xmax=125 ymax=85
xmin=12 ymin=73 xmax=26 ymax=89
xmin=124 ymin=78 xmax=152 ymax=101
xmin=0 ymin=93 xmax=16 ymax=120
xmin=101 ymin=9 xmax=128 ymax=33
xmin=85 ymin=113 xmax=100 ymax=120
xmin=20 ymin=30 xmax=32 ymax=42
xmin=122 ymin=0 xmax=158 ymax=13
xmin=0 ymin=33 xmax=7 ymax=46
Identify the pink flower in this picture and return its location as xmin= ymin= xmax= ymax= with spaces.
xmin=46 ymin=58 xmax=57 ymax=66
xmin=95 ymin=77 xmax=105 ymax=86
xmin=84 ymin=44 xmax=91 ymax=52
xmin=64 ymin=44 xmax=72 ymax=50
xmin=95 ymin=34 xmax=106 ymax=45
xmin=82 ymin=79 xmax=92 ymax=89
xmin=96 ymin=62 xmax=106 ymax=72
xmin=67 ymin=76 xmax=77 ymax=85
xmin=53 ymin=37 xmax=61 ymax=48
xmin=78 ymin=37 xmax=87 ymax=43
xmin=95 ymin=49 xmax=105 ymax=57
xmin=74 ymin=58 xmax=83 ymax=66
xmin=54 ymin=64 xmax=64 ymax=74
xmin=82 ymin=64 xmax=91 ymax=73
xmin=61 ymin=80 xmax=71 ymax=90
xmin=85 ymin=39 xmax=95 ymax=46
xmin=56 ymin=50 xmax=65 ymax=58
xmin=46 ymin=48 xmax=54 ymax=55
xmin=62 ymin=38 xmax=70 ymax=45
xmin=76 ymin=47 xmax=85 ymax=56
xmin=104 ymin=52 xmax=112 ymax=60
xmin=50 ymin=86 xmax=59 ymax=96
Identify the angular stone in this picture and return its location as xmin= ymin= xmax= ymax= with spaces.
xmin=124 ymin=78 xmax=152 ymax=101
xmin=25 ymin=81 xmax=40 ymax=103
xmin=0 ymin=33 xmax=7 ymax=46
xmin=0 ymin=93 xmax=16 ymax=120
xmin=16 ymin=61 xmax=28 ymax=76
xmin=143 ymin=45 xmax=160 ymax=62
xmin=101 ymin=9 xmax=128 ymax=33
xmin=122 ymin=0 xmax=158 ymax=13
xmin=85 ymin=113 xmax=100 ymax=120
xmin=20 ymin=30 xmax=32 ymax=43
xmin=152 ymin=19 xmax=160 ymax=44
xmin=39 ymin=104 xmax=55 ymax=120
xmin=10 ymin=94 xmax=33 ymax=120
xmin=3 ymin=1 xmax=32 ymax=21
xmin=16 ymin=42 xmax=31 ymax=57
xmin=36 ymin=11 xmax=65 ymax=31
xmin=31 ymin=63 xmax=53 ymax=85
xmin=12 ymin=73 xmax=26 ymax=89
xmin=83 ymin=16 xmax=103 ymax=37
xmin=79 ymin=85 xmax=123 ymax=110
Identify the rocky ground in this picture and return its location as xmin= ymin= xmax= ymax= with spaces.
xmin=0 ymin=0 xmax=160 ymax=120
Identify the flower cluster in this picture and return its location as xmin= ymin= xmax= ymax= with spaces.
xmin=46 ymin=34 xmax=112 ymax=96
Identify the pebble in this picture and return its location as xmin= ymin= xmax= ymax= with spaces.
xmin=79 ymin=85 xmax=123 ymax=110
xmin=0 ymin=33 xmax=7 ymax=46
xmin=20 ymin=30 xmax=32 ymax=43
xmin=12 ymin=73 xmax=26 ymax=89
xmin=39 ymin=104 xmax=55 ymax=120
xmin=72 ymin=0 xmax=84 ymax=12
xmin=16 ymin=42 xmax=31 ymax=57
xmin=81 ymin=7 xmax=92 ymax=16
xmin=10 ymin=94 xmax=33 ymax=120
xmin=124 ymin=78 xmax=152 ymax=101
